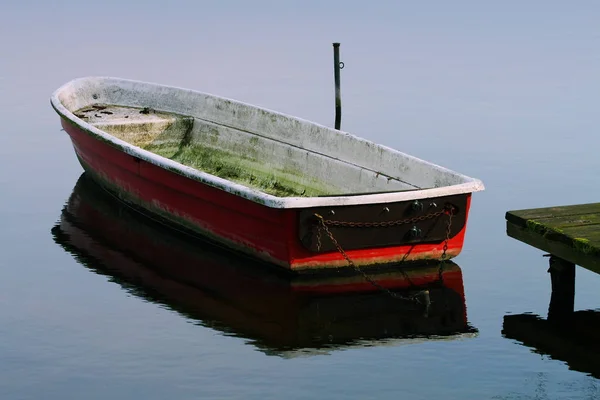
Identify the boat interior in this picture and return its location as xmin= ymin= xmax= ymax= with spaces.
xmin=59 ymin=78 xmax=475 ymax=198
xmin=75 ymin=104 xmax=419 ymax=197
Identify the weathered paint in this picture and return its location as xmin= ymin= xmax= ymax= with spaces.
xmin=64 ymin=117 xmax=470 ymax=270
xmin=51 ymin=77 xmax=484 ymax=209
xmin=52 ymin=76 xmax=483 ymax=270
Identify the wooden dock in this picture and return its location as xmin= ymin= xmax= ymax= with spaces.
xmin=506 ymin=202 xmax=600 ymax=320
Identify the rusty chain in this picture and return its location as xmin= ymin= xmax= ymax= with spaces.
xmin=437 ymin=208 xmax=454 ymax=283
xmin=314 ymin=205 xmax=455 ymax=304
xmin=317 ymin=209 xmax=446 ymax=229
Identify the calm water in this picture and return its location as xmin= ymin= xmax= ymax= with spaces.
xmin=2 ymin=1 xmax=600 ymax=399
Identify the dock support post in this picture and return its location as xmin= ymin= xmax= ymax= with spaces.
xmin=547 ymin=255 xmax=575 ymax=323
xmin=333 ymin=42 xmax=342 ymax=130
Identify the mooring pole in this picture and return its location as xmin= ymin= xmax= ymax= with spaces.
xmin=333 ymin=42 xmax=343 ymax=130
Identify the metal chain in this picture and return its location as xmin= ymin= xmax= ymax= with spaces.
xmin=318 ymin=209 xmax=446 ymax=229
xmin=316 ymin=225 xmax=322 ymax=251
xmin=314 ymin=205 xmax=455 ymax=303
xmin=437 ymin=209 xmax=454 ymax=284
xmin=314 ymin=214 xmax=427 ymax=303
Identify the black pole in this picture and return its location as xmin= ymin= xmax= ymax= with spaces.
xmin=333 ymin=42 xmax=342 ymax=130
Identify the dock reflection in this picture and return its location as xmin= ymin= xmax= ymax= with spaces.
xmin=503 ymin=311 xmax=600 ymax=379
xmin=52 ymin=174 xmax=477 ymax=357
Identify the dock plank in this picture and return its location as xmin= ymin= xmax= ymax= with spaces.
xmin=506 ymin=203 xmax=600 ymax=226
xmin=532 ymin=214 xmax=600 ymax=229
xmin=506 ymin=203 xmax=600 ymax=274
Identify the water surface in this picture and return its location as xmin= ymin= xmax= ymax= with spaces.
xmin=2 ymin=1 xmax=600 ymax=399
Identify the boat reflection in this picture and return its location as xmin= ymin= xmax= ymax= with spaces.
xmin=52 ymin=173 xmax=477 ymax=357
xmin=503 ymin=311 xmax=600 ymax=379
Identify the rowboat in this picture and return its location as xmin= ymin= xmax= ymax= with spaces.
xmin=52 ymin=174 xmax=476 ymax=356
xmin=51 ymin=77 xmax=484 ymax=271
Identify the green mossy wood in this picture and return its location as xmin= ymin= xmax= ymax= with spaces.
xmin=506 ymin=203 xmax=600 ymax=274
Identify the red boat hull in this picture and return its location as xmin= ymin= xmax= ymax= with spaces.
xmin=62 ymin=118 xmax=472 ymax=271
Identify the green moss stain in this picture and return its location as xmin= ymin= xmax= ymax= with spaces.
xmin=526 ymin=220 xmax=547 ymax=235
xmin=524 ymin=218 xmax=600 ymax=256
xmin=573 ymin=237 xmax=595 ymax=255
xmin=80 ymin=104 xmax=338 ymax=197
xmin=145 ymin=139 xmax=333 ymax=198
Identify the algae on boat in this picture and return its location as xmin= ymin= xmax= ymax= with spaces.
xmin=76 ymin=104 xmax=336 ymax=198
xmin=145 ymin=142 xmax=332 ymax=198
